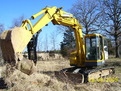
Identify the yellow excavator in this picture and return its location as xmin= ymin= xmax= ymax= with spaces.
xmin=0 ymin=6 xmax=114 ymax=83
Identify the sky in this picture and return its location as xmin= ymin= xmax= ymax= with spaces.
xmin=0 ymin=0 xmax=76 ymax=51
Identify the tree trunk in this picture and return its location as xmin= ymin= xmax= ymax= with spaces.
xmin=115 ymin=36 xmax=119 ymax=58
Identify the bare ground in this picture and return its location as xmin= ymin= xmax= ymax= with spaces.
xmin=0 ymin=57 xmax=121 ymax=91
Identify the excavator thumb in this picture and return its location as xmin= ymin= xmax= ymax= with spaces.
xmin=0 ymin=27 xmax=35 ymax=75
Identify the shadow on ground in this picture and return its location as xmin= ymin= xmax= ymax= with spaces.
xmin=0 ymin=78 xmax=7 ymax=89
xmin=105 ymin=61 xmax=121 ymax=67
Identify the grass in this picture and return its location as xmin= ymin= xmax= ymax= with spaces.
xmin=0 ymin=56 xmax=121 ymax=91
xmin=105 ymin=56 xmax=121 ymax=83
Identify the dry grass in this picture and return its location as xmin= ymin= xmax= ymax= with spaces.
xmin=36 ymin=59 xmax=70 ymax=72
xmin=0 ymin=56 xmax=121 ymax=91
xmin=4 ymin=70 xmax=75 ymax=91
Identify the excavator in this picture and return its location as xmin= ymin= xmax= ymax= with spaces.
xmin=0 ymin=6 xmax=114 ymax=83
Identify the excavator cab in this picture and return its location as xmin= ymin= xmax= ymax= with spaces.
xmin=85 ymin=34 xmax=106 ymax=66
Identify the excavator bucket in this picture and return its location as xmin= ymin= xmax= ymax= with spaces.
xmin=0 ymin=27 xmax=35 ymax=75
xmin=0 ymin=27 xmax=32 ymax=62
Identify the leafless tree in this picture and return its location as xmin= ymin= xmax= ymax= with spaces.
xmin=37 ymin=35 xmax=43 ymax=52
xmin=100 ymin=0 xmax=121 ymax=58
xmin=50 ymin=31 xmax=58 ymax=51
xmin=10 ymin=15 xmax=24 ymax=28
xmin=69 ymin=0 xmax=103 ymax=34
xmin=44 ymin=34 xmax=49 ymax=51
xmin=0 ymin=24 xmax=4 ymax=59
xmin=0 ymin=24 xmax=4 ymax=33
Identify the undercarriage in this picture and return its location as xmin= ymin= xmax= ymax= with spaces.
xmin=55 ymin=66 xmax=115 ymax=83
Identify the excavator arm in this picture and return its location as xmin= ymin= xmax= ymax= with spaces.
xmin=0 ymin=6 xmax=85 ymax=75
xmin=0 ymin=6 xmax=85 ymax=67
xmin=30 ymin=7 xmax=85 ymax=67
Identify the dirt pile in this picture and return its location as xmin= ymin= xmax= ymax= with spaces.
xmin=5 ymin=69 xmax=75 ymax=91
xmin=5 ymin=69 xmax=121 ymax=91
xmin=2 ymin=58 xmax=121 ymax=91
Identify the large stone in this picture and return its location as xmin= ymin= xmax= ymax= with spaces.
xmin=17 ymin=59 xmax=36 ymax=75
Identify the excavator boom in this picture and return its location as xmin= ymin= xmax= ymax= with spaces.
xmin=0 ymin=6 xmax=84 ymax=65
xmin=0 ymin=6 xmax=84 ymax=74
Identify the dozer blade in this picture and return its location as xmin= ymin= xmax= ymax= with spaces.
xmin=55 ymin=71 xmax=84 ymax=84
xmin=0 ymin=27 xmax=35 ymax=75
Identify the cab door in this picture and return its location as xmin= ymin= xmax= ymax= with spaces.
xmin=85 ymin=34 xmax=105 ymax=66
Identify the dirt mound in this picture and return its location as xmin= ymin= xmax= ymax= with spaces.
xmin=5 ymin=69 xmax=75 ymax=91
xmin=2 ymin=58 xmax=121 ymax=91
xmin=5 ymin=69 xmax=121 ymax=91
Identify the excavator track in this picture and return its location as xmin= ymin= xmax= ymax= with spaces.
xmin=87 ymin=67 xmax=115 ymax=82
xmin=55 ymin=67 xmax=115 ymax=83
